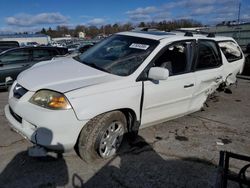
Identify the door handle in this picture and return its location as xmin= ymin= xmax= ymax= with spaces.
xmin=184 ymin=83 xmax=194 ymax=88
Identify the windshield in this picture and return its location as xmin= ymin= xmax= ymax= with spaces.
xmin=75 ymin=35 xmax=159 ymax=76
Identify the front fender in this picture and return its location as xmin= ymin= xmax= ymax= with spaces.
xmin=66 ymin=83 xmax=142 ymax=122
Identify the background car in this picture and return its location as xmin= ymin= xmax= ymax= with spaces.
xmin=0 ymin=46 xmax=68 ymax=88
xmin=246 ymin=43 xmax=250 ymax=53
xmin=25 ymin=42 xmax=39 ymax=47
xmin=78 ymin=43 xmax=95 ymax=53
xmin=0 ymin=41 xmax=19 ymax=53
xmin=66 ymin=43 xmax=81 ymax=53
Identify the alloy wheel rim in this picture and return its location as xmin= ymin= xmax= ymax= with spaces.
xmin=98 ymin=121 xmax=124 ymax=158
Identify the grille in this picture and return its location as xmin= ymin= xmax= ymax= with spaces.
xmin=9 ymin=107 xmax=22 ymax=123
xmin=13 ymin=84 xmax=28 ymax=99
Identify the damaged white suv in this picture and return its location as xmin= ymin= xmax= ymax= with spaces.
xmin=4 ymin=30 xmax=245 ymax=162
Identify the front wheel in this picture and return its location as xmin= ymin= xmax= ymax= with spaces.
xmin=76 ymin=111 xmax=126 ymax=163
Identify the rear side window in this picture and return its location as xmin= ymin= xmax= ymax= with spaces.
xmin=196 ymin=40 xmax=222 ymax=70
xmin=50 ymin=49 xmax=60 ymax=56
xmin=33 ymin=49 xmax=52 ymax=61
xmin=51 ymin=48 xmax=68 ymax=55
xmin=218 ymin=41 xmax=242 ymax=62
xmin=0 ymin=41 xmax=19 ymax=47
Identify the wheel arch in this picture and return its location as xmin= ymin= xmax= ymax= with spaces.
xmin=74 ymin=108 xmax=139 ymax=153
xmin=119 ymin=108 xmax=139 ymax=133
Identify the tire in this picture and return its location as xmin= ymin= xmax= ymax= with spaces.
xmin=76 ymin=111 xmax=127 ymax=163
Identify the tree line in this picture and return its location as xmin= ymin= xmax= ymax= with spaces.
xmin=39 ymin=19 xmax=203 ymax=38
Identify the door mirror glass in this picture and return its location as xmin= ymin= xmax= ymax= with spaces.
xmin=148 ymin=67 xmax=169 ymax=80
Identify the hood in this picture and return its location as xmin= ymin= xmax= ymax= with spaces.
xmin=17 ymin=57 xmax=120 ymax=93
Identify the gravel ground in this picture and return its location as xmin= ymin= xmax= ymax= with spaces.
xmin=0 ymin=79 xmax=250 ymax=188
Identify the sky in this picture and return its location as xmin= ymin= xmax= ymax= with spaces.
xmin=0 ymin=0 xmax=249 ymax=33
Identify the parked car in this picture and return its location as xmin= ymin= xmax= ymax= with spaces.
xmin=0 ymin=41 xmax=19 ymax=53
xmin=4 ymin=30 xmax=245 ymax=162
xmin=25 ymin=42 xmax=39 ymax=47
xmin=242 ymin=43 xmax=250 ymax=75
xmin=66 ymin=43 xmax=81 ymax=53
xmin=0 ymin=46 xmax=68 ymax=88
xmin=246 ymin=43 xmax=250 ymax=54
xmin=49 ymin=41 xmax=66 ymax=48
xmin=77 ymin=43 xmax=95 ymax=54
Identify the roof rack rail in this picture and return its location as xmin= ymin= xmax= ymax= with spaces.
xmin=132 ymin=27 xmax=149 ymax=31
xmin=184 ymin=32 xmax=193 ymax=37
xmin=132 ymin=27 xmax=160 ymax=32
xmin=207 ymin=33 xmax=215 ymax=38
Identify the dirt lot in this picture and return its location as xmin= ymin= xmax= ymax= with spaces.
xmin=0 ymin=79 xmax=250 ymax=188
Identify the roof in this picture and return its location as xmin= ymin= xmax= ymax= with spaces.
xmin=0 ymin=46 xmax=67 ymax=53
xmin=118 ymin=30 xmax=234 ymax=42
xmin=0 ymin=34 xmax=49 ymax=39
xmin=119 ymin=31 xmax=176 ymax=40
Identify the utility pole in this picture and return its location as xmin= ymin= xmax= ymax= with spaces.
xmin=237 ymin=2 xmax=241 ymax=24
xmin=237 ymin=2 xmax=241 ymax=45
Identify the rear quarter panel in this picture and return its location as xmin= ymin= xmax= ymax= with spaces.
xmin=217 ymin=38 xmax=245 ymax=84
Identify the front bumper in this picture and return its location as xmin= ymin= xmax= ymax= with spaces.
xmin=4 ymin=91 xmax=87 ymax=152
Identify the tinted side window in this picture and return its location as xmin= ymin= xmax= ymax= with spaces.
xmin=33 ymin=49 xmax=52 ymax=61
xmin=0 ymin=50 xmax=30 ymax=62
xmin=218 ymin=41 xmax=242 ymax=62
xmin=196 ymin=40 xmax=222 ymax=70
xmin=55 ymin=48 xmax=68 ymax=55
xmin=0 ymin=41 xmax=19 ymax=47
xmin=50 ymin=49 xmax=60 ymax=56
xmin=153 ymin=41 xmax=194 ymax=76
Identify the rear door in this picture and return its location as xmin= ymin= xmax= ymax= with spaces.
xmin=0 ymin=49 xmax=31 ymax=85
xmin=190 ymin=39 xmax=223 ymax=111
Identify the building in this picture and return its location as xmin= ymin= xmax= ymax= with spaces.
xmin=202 ymin=22 xmax=250 ymax=48
xmin=176 ymin=23 xmax=250 ymax=49
xmin=175 ymin=27 xmax=207 ymax=33
xmin=78 ymin=32 xmax=86 ymax=39
xmin=0 ymin=34 xmax=51 ymax=45
xmin=52 ymin=36 xmax=72 ymax=42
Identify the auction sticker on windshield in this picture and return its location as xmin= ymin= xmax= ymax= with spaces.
xmin=129 ymin=43 xmax=149 ymax=50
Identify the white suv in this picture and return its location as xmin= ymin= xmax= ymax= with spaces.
xmin=4 ymin=30 xmax=245 ymax=162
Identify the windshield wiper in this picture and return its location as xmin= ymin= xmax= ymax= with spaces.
xmin=73 ymin=56 xmax=110 ymax=73
xmin=86 ymin=62 xmax=110 ymax=73
xmin=73 ymin=55 xmax=81 ymax=61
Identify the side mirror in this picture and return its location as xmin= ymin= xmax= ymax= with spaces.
xmin=148 ymin=67 xmax=169 ymax=80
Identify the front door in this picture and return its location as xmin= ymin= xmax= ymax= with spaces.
xmin=0 ymin=49 xmax=31 ymax=86
xmin=141 ymin=40 xmax=196 ymax=127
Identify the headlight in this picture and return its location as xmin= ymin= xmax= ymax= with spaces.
xmin=29 ymin=90 xmax=72 ymax=110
